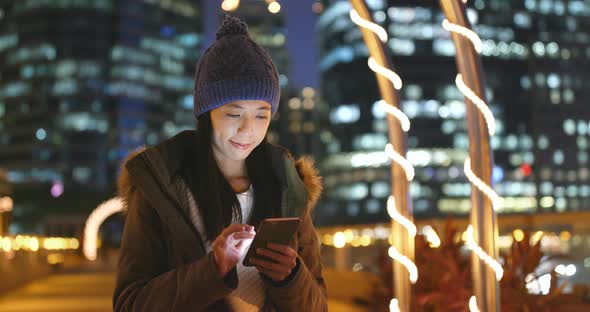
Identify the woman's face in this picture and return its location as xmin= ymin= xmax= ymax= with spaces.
xmin=209 ymin=100 xmax=272 ymax=163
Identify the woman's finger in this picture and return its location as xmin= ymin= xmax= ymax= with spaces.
xmin=222 ymin=224 xmax=254 ymax=237
xmin=266 ymin=243 xmax=298 ymax=258
xmin=255 ymin=266 xmax=287 ymax=282
xmin=250 ymin=257 xmax=291 ymax=275
xmin=256 ymin=248 xmax=294 ymax=266
xmin=232 ymin=232 xmax=256 ymax=240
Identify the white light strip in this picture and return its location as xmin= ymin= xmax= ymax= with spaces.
xmin=387 ymin=196 xmax=417 ymax=237
xmin=442 ymin=19 xmax=482 ymax=53
xmin=465 ymin=225 xmax=504 ymax=281
xmin=350 ymin=6 xmax=417 ymax=307
xmin=390 ymin=299 xmax=400 ymax=312
xmin=369 ymin=57 xmax=403 ymax=90
xmin=377 ymin=100 xmax=410 ymax=131
xmin=469 ymin=296 xmax=480 ymax=312
xmin=464 ymin=158 xmax=502 ymax=211
xmin=349 ymin=9 xmax=388 ymax=43
xmin=385 ymin=144 xmax=415 ymax=181
xmin=83 ymin=197 xmax=124 ymax=261
xmin=456 ymin=74 xmax=496 ymax=136
xmin=388 ymin=246 xmax=418 ymax=283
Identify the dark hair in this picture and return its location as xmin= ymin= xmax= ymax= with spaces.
xmin=183 ymin=112 xmax=281 ymax=241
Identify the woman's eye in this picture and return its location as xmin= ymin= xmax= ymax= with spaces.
xmin=226 ymin=114 xmax=240 ymax=118
xmin=256 ymin=115 xmax=269 ymax=119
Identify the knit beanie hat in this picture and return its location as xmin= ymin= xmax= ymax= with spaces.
xmin=193 ymin=15 xmax=280 ymax=117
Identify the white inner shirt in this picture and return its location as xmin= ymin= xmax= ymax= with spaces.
xmin=186 ymin=184 xmax=265 ymax=311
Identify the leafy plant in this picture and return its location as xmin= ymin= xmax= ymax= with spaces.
xmin=371 ymin=218 xmax=584 ymax=312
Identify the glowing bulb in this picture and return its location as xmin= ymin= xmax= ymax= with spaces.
xmin=377 ymin=100 xmax=410 ymax=132
xmin=268 ymin=1 xmax=281 ymax=14
xmin=349 ymin=9 xmax=388 ymax=42
xmin=455 ymin=74 xmax=496 ymax=136
xmin=368 ymin=57 xmax=403 ymax=90
xmin=464 ymin=158 xmax=502 ymax=210
xmin=221 ymin=0 xmax=239 ymax=11
xmin=513 ymin=229 xmax=524 ymax=242
xmin=385 ymin=144 xmax=415 ymax=181
xmin=465 ymin=226 xmax=503 ymax=281
xmin=469 ymin=296 xmax=480 ymax=312
xmin=442 ymin=19 xmax=482 ymax=54
xmin=83 ymin=197 xmax=124 ymax=260
xmin=390 ymin=299 xmax=400 ymax=312
xmin=387 ymin=196 xmax=417 ymax=237
xmin=333 ymin=232 xmax=346 ymax=248
xmin=388 ymin=246 xmax=418 ymax=283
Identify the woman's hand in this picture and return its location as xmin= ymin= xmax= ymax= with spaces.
xmin=212 ymin=224 xmax=256 ymax=277
xmin=251 ymin=243 xmax=298 ymax=282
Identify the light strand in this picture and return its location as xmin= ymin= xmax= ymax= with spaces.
xmin=443 ymin=12 xmax=503 ymax=309
xmin=455 ymin=74 xmax=496 ymax=136
xmin=469 ymin=296 xmax=480 ymax=312
xmin=377 ymin=100 xmax=410 ymax=131
xmin=368 ymin=57 xmax=403 ymax=90
xmin=387 ymin=196 xmax=417 ymax=237
xmin=390 ymin=299 xmax=401 ymax=312
xmin=349 ymin=9 xmax=388 ymax=43
xmin=83 ymin=197 xmax=124 ymax=261
xmin=350 ymin=7 xmax=417 ymax=310
xmin=465 ymin=225 xmax=504 ymax=281
xmin=388 ymin=246 xmax=418 ymax=283
xmin=442 ymin=19 xmax=482 ymax=53
xmin=385 ymin=144 xmax=415 ymax=181
xmin=464 ymin=158 xmax=502 ymax=211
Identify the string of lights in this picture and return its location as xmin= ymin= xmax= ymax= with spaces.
xmin=350 ymin=8 xmax=417 ymax=311
xmin=83 ymin=197 xmax=123 ymax=261
xmin=442 ymin=4 xmax=503 ymax=310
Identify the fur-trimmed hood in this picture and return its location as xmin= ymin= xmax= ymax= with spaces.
xmin=117 ymin=131 xmax=323 ymax=216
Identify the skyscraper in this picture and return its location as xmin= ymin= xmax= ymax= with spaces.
xmin=315 ymin=0 xmax=590 ymax=226
xmin=0 ymin=0 xmax=202 ymax=227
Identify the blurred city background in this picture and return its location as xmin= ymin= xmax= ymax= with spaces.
xmin=0 ymin=0 xmax=589 ymax=311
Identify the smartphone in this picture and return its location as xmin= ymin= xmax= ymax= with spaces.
xmin=242 ymin=217 xmax=301 ymax=267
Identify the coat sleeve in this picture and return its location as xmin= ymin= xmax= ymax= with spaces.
xmin=264 ymin=208 xmax=328 ymax=311
xmin=113 ymin=190 xmax=237 ymax=311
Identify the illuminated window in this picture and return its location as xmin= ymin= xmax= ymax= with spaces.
xmin=567 ymin=186 xmax=578 ymax=197
xmin=577 ymin=121 xmax=587 ymax=135
xmin=346 ymin=202 xmax=360 ymax=216
xmin=563 ymin=119 xmax=576 ymax=135
xmin=540 ymin=182 xmax=553 ymax=195
xmin=550 ymin=90 xmax=561 ymax=104
xmin=366 ymin=198 xmax=380 ymax=214
xmin=433 ymin=39 xmax=455 ymax=56
xmin=73 ymin=167 xmax=92 ymax=184
xmin=553 ymin=150 xmax=564 ymax=165
xmin=532 ymin=42 xmax=545 ymax=57
xmin=555 ymin=197 xmax=566 ymax=212
xmin=514 ymin=12 xmax=532 ymax=28
xmin=35 ymin=128 xmax=47 ymax=141
xmin=388 ymin=38 xmax=415 ymax=55
xmin=520 ymin=76 xmax=532 ymax=89
xmin=547 ymin=73 xmax=560 ymax=88
xmin=546 ymin=42 xmax=559 ymax=57
xmin=0 ymin=34 xmax=18 ymax=52
xmin=563 ymin=89 xmax=575 ymax=103
xmin=330 ymin=104 xmax=360 ymax=124
xmin=370 ymin=182 xmax=389 ymax=198
xmin=537 ymin=135 xmax=549 ymax=149
xmin=0 ymin=82 xmax=30 ymax=99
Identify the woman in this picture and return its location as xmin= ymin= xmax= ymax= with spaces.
xmin=113 ymin=15 xmax=327 ymax=312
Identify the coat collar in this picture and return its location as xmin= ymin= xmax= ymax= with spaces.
xmin=118 ymin=130 xmax=322 ymax=218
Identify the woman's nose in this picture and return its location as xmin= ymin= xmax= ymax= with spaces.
xmin=238 ymin=116 xmax=254 ymax=134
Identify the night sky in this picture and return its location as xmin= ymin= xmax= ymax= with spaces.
xmin=203 ymin=0 xmax=319 ymax=90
